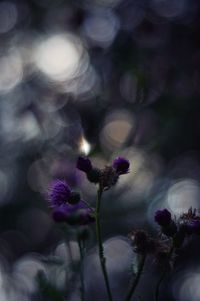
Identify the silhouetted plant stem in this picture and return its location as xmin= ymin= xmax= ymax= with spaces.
xmin=155 ymin=245 xmax=174 ymax=301
xmin=95 ymin=186 xmax=113 ymax=301
xmin=124 ymin=254 xmax=146 ymax=301
xmin=78 ymin=236 xmax=85 ymax=301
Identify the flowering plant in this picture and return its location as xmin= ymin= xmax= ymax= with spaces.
xmin=44 ymin=157 xmax=200 ymax=301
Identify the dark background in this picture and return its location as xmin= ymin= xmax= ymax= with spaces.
xmin=0 ymin=0 xmax=200 ymax=300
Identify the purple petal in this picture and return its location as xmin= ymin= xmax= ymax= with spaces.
xmin=48 ymin=180 xmax=71 ymax=207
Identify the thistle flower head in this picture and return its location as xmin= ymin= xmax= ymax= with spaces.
xmin=76 ymin=155 xmax=130 ymax=188
xmin=48 ymin=180 xmax=71 ymax=207
xmin=47 ymin=179 xmax=94 ymax=225
xmin=129 ymin=229 xmax=157 ymax=254
xmin=77 ymin=156 xmax=92 ymax=173
xmin=112 ymin=157 xmax=130 ymax=175
xmin=154 ymin=209 xmax=172 ymax=226
xmin=86 ymin=167 xmax=101 ymax=184
xmin=180 ymin=207 xmax=198 ymax=221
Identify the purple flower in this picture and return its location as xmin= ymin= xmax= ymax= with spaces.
xmin=154 ymin=209 xmax=172 ymax=226
xmin=77 ymin=156 xmax=92 ymax=173
xmin=52 ymin=201 xmax=95 ymax=225
xmin=112 ymin=157 xmax=130 ymax=175
xmin=47 ymin=179 xmax=94 ymax=225
xmin=48 ymin=180 xmax=71 ymax=207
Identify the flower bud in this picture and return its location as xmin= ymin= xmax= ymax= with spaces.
xmin=77 ymin=156 xmax=92 ymax=173
xmin=68 ymin=191 xmax=81 ymax=204
xmin=154 ymin=209 xmax=171 ymax=226
xmin=86 ymin=168 xmax=101 ymax=184
xmin=112 ymin=157 xmax=130 ymax=175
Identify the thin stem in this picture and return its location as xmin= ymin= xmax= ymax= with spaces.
xmin=95 ymin=187 xmax=113 ymax=301
xmin=78 ymin=237 xmax=85 ymax=301
xmin=155 ymin=245 xmax=174 ymax=301
xmin=124 ymin=254 xmax=146 ymax=301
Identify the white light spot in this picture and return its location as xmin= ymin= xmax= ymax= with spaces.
xmin=166 ymin=179 xmax=200 ymax=215
xmin=34 ymin=34 xmax=88 ymax=82
xmin=0 ymin=50 xmax=23 ymax=93
xmin=79 ymin=136 xmax=91 ymax=155
xmin=100 ymin=110 xmax=134 ymax=152
xmin=172 ymin=269 xmax=200 ymax=301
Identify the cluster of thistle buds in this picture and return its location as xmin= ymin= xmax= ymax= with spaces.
xmin=47 ymin=156 xmax=130 ymax=224
xmin=129 ymin=208 xmax=200 ymax=266
xmin=45 ymin=155 xmax=200 ymax=301
xmin=77 ymin=156 xmax=130 ymax=190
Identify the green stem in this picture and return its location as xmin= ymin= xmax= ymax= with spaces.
xmin=95 ymin=187 xmax=113 ymax=301
xmin=155 ymin=245 xmax=174 ymax=301
xmin=78 ymin=237 xmax=85 ymax=301
xmin=124 ymin=254 xmax=146 ymax=301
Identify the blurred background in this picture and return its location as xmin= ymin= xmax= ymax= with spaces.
xmin=0 ymin=0 xmax=200 ymax=300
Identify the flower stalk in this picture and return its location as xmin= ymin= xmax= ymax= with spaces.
xmin=154 ymin=245 xmax=174 ymax=301
xmin=78 ymin=236 xmax=85 ymax=301
xmin=95 ymin=186 xmax=113 ymax=301
xmin=124 ymin=254 xmax=146 ymax=301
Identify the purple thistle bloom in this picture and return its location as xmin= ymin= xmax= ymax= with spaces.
xmin=112 ymin=157 xmax=130 ymax=175
xmin=48 ymin=180 xmax=71 ymax=207
xmin=154 ymin=209 xmax=172 ymax=226
xmin=77 ymin=156 xmax=92 ymax=173
xmin=47 ymin=179 xmax=94 ymax=225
